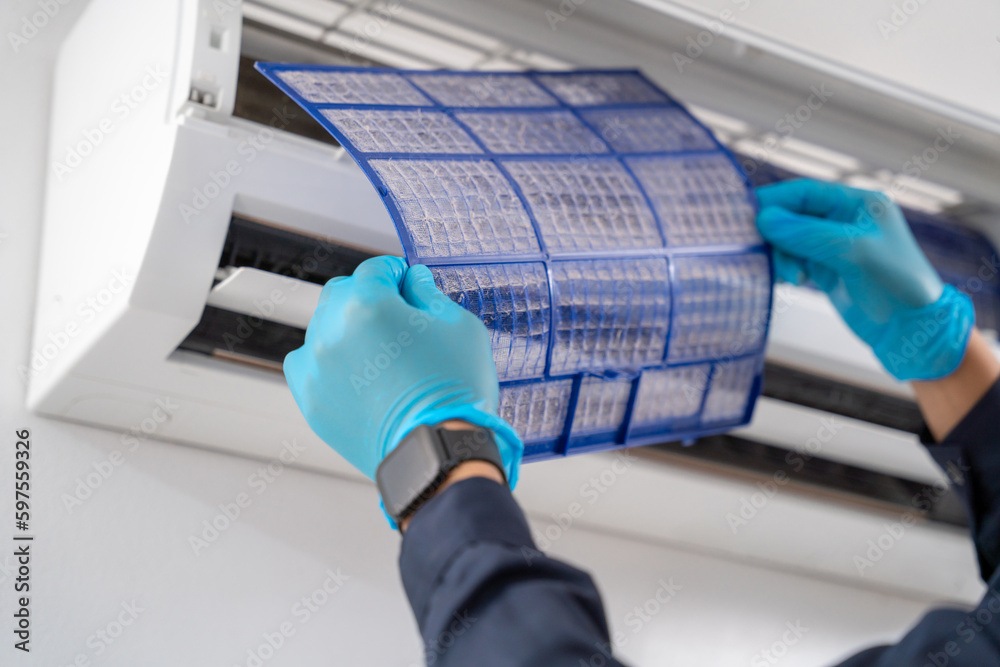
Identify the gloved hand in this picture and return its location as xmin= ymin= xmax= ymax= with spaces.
xmin=284 ymin=256 xmax=523 ymax=494
xmin=756 ymin=179 xmax=974 ymax=381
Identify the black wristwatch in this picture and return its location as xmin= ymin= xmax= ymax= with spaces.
xmin=376 ymin=423 xmax=506 ymax=527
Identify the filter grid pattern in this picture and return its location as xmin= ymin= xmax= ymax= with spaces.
xmin=430 ymin=263 xmax=550 ymax=380
xmin=668 ymin=253 xmax=771 ymax=363
xmin=702 ymin=358 xmax=759 ymax=424
xmin=257 ymin=64 xmax=772 ymax=459
xmin=275 ymin=70 xmax=431 ymax=105
xmin=571 ymin=376 xmax=634 ymax=436
xmin=550 ymin=258 xmax=670 ymax=374
xmin=535 ymin=72 xmax=669 ymax=106
xmin=499 ymin=380 xmax=574 ymax=442
xmin=408 ymin=73 xmax=558 ymax=107
xmin=456 ymin=111 xmax=608 ymax=155
xmin=628 ymin=155 xmax=761 ymax=247
xmin=370 ymin=159 xmax=539 ymax=258
xmin=320 ymin=109 xmax=483 ymax=154
xmin=583 ymin=108 xmax=717 ymax=154
xmin=504 ymin=159 xmax=662 ymax=253
xmin=632 ymin=364 xmax=711 ymax=427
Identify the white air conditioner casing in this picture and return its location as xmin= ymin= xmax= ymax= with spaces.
xmin=31 ymin=0 xmax=1000 ymax=489
xmin=32 ymin=0 xmax=401 ymax=476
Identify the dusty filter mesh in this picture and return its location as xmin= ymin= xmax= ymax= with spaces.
xmin=258 ymin=65 xmax=773 ymax=459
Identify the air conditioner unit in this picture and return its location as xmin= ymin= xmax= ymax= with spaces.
xmin=31 ymin=0 xmax=1000 ymax=493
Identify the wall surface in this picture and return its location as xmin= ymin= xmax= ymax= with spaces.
xmin=0 ymin=2 xmax=986 ymax=666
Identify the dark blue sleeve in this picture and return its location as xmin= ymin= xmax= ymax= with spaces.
xmin=832 ymin=378 xmax=1000 ymax=666
xmin=399 ymin=381 xmax=1000 ymax=667
xmin=399 ymin=477 xmax=628 ymax=667
xmin=921 ymin=378 xmax=1000 ymax=581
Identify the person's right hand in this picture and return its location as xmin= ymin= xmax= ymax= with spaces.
xmin=755 ymin=179 xmax=974 ymax=381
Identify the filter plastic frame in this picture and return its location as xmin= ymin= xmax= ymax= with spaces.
xmin=257 ymin=64 xmax=774 ymax=460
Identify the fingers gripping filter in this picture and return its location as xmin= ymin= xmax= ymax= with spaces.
xmin=257 ymin=65 xmax=773 ymax=460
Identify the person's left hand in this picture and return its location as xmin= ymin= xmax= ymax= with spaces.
xmin=283 ymin=255 xmax=523 ymax=488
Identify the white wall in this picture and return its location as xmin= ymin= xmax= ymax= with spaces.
xmin=0 ymin=2 xmax=984 ymax=665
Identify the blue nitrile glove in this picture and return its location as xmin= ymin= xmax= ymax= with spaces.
xmin=283 ymin=255 xmax=523 ymax=496
xmin=756 ymin=180 xmax=974 ymax=381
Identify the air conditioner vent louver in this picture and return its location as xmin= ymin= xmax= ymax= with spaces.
xmin=762 ymin=363 xmax=923 ymax=434
xmin=179 ymin=306 xmax=304 ymax=369
xmin=179 ymin=216 xmax=375 ymax=369
xmin=217 ymin=215 xmax=373 ymax=286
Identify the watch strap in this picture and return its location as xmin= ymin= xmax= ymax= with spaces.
xmin=376 ymin=424 xmax=505 ymax=526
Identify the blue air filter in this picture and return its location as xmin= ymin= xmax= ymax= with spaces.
xmin=257 ymin=65 xmax=773 ymax=460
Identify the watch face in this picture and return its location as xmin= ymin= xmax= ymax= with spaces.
xmin=376 ymin=425 xmax=504 ymax=522
xmin=376 ymin=432 xmax=442 ymax=520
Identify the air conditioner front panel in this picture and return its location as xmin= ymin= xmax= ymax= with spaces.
xmin=33 ymin=0 xmax=1000 ymax=504
xmin=32 ymin=117 xmax=399 ymax=433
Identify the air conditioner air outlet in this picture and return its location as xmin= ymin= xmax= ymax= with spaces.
xmin=178 ymin=215 xmax=378 ymax=370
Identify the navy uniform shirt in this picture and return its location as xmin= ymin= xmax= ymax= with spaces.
xmin=400 ymin=379 xmax=1000 ymax=666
